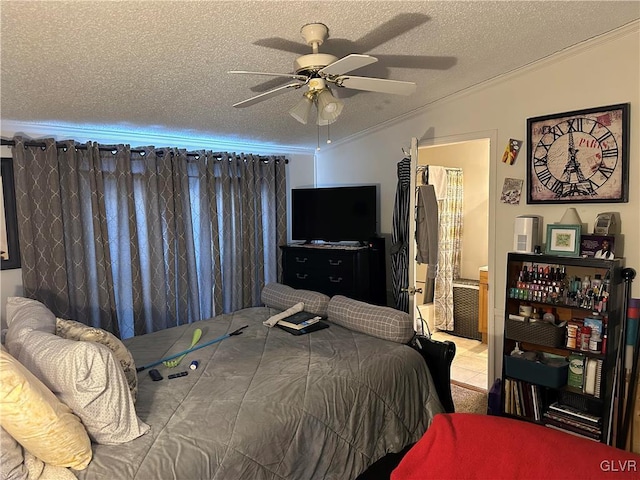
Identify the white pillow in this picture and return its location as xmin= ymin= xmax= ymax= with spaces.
xmin=5 ymin=297 xmax=150 ymax=445
xmin=56 ymin=317 xmax=138 ymax=404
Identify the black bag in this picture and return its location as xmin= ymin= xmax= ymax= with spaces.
xmin=409 ymin=333 xmax=456 ymax=413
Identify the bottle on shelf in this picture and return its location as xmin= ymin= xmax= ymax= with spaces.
xmin=579 ymin=326 xmax=592 ymax=352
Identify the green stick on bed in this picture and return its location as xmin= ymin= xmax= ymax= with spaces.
xmin=136 ymin=325 xmax=248 ymax=372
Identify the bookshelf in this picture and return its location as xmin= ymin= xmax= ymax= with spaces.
xmin=501 ymin=252 xmax=625 ymax=444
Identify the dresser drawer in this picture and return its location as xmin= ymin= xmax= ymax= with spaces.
xmin=280 ymin=244 xmax=378 ymax=302
xmin=283 ymin=268 xmax=355 ymax=294
xmin=285 ymin=249 xmax=355 ymax=274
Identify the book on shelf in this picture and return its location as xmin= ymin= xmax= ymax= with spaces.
xmin=547 ymin=402 xmax=602 ymax=425
xmin=504 ymin=378 xmax=543 ymax=420
xmin=514 ymin=380 xmax=522 ymax=416
xmin=544 ymin=422 xmax=601 ymax=442
xmin=543 ymin=412 xmax=602 ymax=435
xmin=277 ymin=311 xmax=322 ymax=330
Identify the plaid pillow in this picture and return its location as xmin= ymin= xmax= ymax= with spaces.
xmin=261 ymin=283 xmax=330 ymax=317
xmin=328 ymin=295 xmax=414 ymax=343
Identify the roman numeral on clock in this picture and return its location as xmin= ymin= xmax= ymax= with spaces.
xmin=537 ymin=168 xmax=553 ymax=185
xmin=596 ymin=130 xmax=613 ymax=144
xmin=549 ymin=179 xmax=564 ymax=195
xmin=598 ymin=165 xmax=615 ymax=178
xmin=601 ymin=148 xmax=618 ymax=159
xmin=533 ymin=155 xmax=548 ymax=167
xmin=567 ymin=118 xmax=584 ymax=132
xmin=552 ymin=124 xmax=565 ymax=139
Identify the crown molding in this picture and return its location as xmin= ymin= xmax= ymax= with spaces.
xmin=1 ymin=120 xmax=316 ymax=156
xmin=323 ymin=20 xmax=639 ymax=152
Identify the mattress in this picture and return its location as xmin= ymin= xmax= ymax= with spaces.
xmin=75 ymin=306 xmax=443 ymax=480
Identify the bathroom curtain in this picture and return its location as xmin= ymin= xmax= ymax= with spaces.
xmin=11 ymin=136 xmax=286 ymax=338
xmin=391 ymin=157 xmax=412 ymax=312
xmin=434 ymin=168 xmax=464 ymax=331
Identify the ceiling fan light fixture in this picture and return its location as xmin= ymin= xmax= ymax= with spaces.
xmin=316 ymin=114 xmax=338 ymax=126
xmin=289 ymin=93 xmax=314 ymax=124
xmin=316 ymin=88 xmax=344 ymax=123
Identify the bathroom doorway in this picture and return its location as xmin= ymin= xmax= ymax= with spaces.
xmin=415 ymin=138 xmax=490 ymax=390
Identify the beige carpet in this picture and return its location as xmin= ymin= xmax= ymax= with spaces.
xmin=451 ymin=382 xmax=488 ymax=415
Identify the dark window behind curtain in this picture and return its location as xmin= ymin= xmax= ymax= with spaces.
xmin=12 ymin=137 xmax=287 ymax=339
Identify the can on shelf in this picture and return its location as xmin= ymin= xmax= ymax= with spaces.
xmin=579 ymin=326 xmax=592 ymax=352
xmin=566 ymin=323 xmax=579 ymax=349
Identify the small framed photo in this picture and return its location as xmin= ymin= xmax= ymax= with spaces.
xmin=545 ymin=224 xmax=581 ymax=257
xmin=580 ymin=234 xmax=617 ymax=260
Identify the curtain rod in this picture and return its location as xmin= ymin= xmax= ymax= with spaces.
xmin=1 ymin=138 xmax=287 ymax=163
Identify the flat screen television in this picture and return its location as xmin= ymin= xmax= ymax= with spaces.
xmin=291 ymin=185 xmax=377 ymax=243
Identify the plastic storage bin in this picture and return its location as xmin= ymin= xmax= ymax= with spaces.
xmin=504 ymin=354 xmax=568 ymax=388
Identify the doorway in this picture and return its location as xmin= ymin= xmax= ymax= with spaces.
xmin=415 ymin=138 xmax=490 ymax=391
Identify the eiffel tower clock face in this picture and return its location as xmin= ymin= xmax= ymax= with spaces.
xmin=526 ymin=104 xmax=629 ymax=204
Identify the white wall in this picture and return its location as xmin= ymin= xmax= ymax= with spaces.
xmin=316 ymin=24 xmax=640 ymax=383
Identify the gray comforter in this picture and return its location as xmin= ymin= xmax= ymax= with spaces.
xmin=76 ymin=307 xmax=443 ymax=480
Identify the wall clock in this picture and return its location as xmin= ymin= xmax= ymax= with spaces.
xmin=526 ymin=103 xmax=629 ymax=204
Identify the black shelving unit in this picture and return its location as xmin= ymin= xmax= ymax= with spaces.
xmin=501 ymin=252 xmax=625 ymax=444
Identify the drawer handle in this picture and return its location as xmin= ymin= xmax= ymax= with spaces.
xmin=329 ymin=276 xmax=343 ymax=283
xmin=328 ymin=259 xmax=343 ymax=266
xmin=296 ymin=273 xmax=308 ymax=280
xmin=295 ymin=257 xmax=308 ymax=263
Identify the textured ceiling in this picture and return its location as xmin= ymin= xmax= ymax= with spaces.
xmin=2 ymin=1 xmax=639 ymax=152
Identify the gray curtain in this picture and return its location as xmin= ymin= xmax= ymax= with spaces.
xmin=11 ymin=136 xmax=287 ymax=338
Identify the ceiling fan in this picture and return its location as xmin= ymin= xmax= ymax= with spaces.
xmin=229 ymin=23 xmax=417 ymax=125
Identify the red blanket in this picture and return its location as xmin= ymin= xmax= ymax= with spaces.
xmin=392 ymin=413 xmax=640 ymax=480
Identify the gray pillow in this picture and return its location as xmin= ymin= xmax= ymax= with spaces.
xmin=327 ymin=295 xmax=414 ymax=343
xmin=261 ymin=283 xmax=330 ymax=317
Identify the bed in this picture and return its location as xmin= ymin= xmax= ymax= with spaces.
xmin=2 ymin=285 xmax=446 ymax=480
xmin=392 ymin=413 xmax=640 ymax=480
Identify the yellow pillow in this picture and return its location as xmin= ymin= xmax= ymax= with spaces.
xmin=0 ymin=349 xmax=92 ymax=470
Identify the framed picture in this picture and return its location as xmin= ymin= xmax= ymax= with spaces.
xmin=545 ymin=224 xmax=581 ymax=257
xmin=580 ymin=234 xmax=619 ymax=260
xmin=526 ymin=103 xmax=629 ymax=204
xmin=1 ymin=157 xmax=21 ymax=270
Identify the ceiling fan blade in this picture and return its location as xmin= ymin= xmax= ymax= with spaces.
xmin=319 ymin=54 xmax=378 ymax=76
xmin=354 ymin=13 xmax=429 ymax=51
xmin=334 ymin=76 xmax=416 ymax=96
xmin=232 ymin=82 xmax=304 ymax=108
xmin=228 ymin=70 xmax=309 ymax=81
xmin=252 ymin=37 xmax=309 ymax=55
xmin=373 ymin=54 xmax=457 ymax=70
